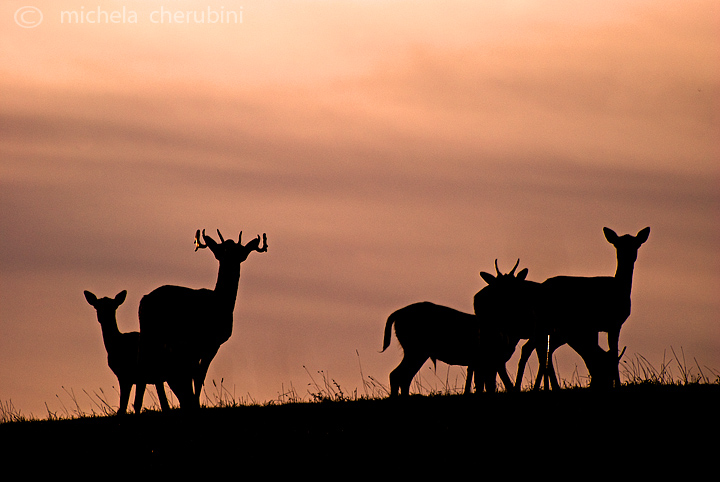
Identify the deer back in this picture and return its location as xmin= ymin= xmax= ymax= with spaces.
xmin=106 ymin=331 xmax=142 ymax=380
xmin=539 ymin=275 xmax=630 ymax=333
xmin=139 ymin=285 xmax=232 ymax=350
xmin=390 ymin=302 xmax=487 ymax=366
xmin=474 ymin=275 xmax=545 ymax=342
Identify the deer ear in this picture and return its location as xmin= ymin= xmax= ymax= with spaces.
xmin=84 ymin=291 xmax=97 ymax=305
xmin=517 ymin=268 xmax=528 ymax=280
xmin=480 ymin=272 xmax=495 ymax=285
xmin=603 ymin=227 xmax=619 ymax=244
xmin=115 ymin=290 xmax=127 ymax=304
xmin=636 ymin=227 xmax=650 ymax=244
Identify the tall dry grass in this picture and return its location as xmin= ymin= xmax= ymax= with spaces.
xmin=2 ymin=348 xmax=717 ymax=424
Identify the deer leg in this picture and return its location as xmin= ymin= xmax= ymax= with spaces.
xmin=493 ymin=336 xmax=516 ymax=393
xmin=133 ymin=382 xmax=146 ymax=414
xmin=156 ymin=383 xmax=170 ymax=412
xmin=547 ymin=360 xmax=560 ymax=390
xmin=531 ymin=336 xmax=552 ymax=391
xmin=545 ymin=348 xmax=560 ymax=390
xmin=483 ymin=368 xmax=498 ymax=393
xmin=546 ymin=335 xmax=559 ymax=390
xmin=533 ymin=349 xmax=545 ymax=391
xmin=541 ymin=338 xmax=550 ymax=390
xmin=566 ymin=332 xmax=614 ymax=389
xmin=118 ymin=380 xmax=132 ymax=415
xmin=167 ymin=376 xmax=195 ymax=410
xmin=496 ymin=366 xmax=514 ymax=393
xmin=389 ymin=354 xmax=428 ymax=397
xmin=193 ymin=347 xmax=220 ymax=406
xmin=537 ymin=335 xmax=564 ymax=390
xmin=567 ymin=334 xmax=608 ymax=389
xmin=516 ymin=338 xmax=537 ymax=391
xmin=608 ymin=327 xmax=621 ymax=387
xmin=464 ymin=366 xmax=474 ymax=395
xmin=533 ymin=350 xmax=551 ymax=390
xmin=542 ymin=335 xmax=558 ymax=391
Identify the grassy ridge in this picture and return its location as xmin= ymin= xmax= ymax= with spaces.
xmin=2 ymin=383 xmax=718 ymax=476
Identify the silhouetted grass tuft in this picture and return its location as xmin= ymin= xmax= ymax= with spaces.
xmin=621 ymin=347 xmax=720 ymax=386
xmin=0 ymin=400 xmax=31 ymax=423
xmin=2 ymin=348 xmax=718 ymax=424
xmin=1 ymin=350 xmax=718 ymax=480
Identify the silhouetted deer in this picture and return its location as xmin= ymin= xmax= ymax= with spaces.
xmin=515 ymin=227 xmax=650 ymax=389
xmin=138 ymin=229 xmax=267 ymax=409
xmin=84 ymin=290 xmax=170 ymax=414
xmin=474 ymin=259 xmax=556 ymax=391
xmin=382 ymin=301 xmax=516 ymax=397
xmin=572 ymin=341 xmax=626 ymax=389
xmin=518 ymin=330 xmax=627 ymax=390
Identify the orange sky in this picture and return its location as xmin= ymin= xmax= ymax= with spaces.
xmin=1 ymin=0 xmax=718 ymax=416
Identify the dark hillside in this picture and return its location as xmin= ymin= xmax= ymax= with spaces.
xmin=2 ymin=384 xmax=717 ymax=477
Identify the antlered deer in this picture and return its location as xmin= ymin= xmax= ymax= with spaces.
xmin=138 ymin=229 xmax=267 ymax=409
xmin=473 ymin=259 xmax=607 ymax=391
xmin=473 ymin=259 xmax=557 ymax=391
xmin=84 ymin=290 xmax=170 ymax=414
xmin=382 ymin=301 xmax=516 ymax=396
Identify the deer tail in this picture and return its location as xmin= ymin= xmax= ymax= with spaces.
xmin=381 ymin=310 xmax=399 ymax=352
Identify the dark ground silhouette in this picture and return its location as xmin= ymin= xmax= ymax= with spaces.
xmin=1 ymin=384 xmax=717 ymax=476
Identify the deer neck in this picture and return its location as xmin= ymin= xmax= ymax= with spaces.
xmin=614 ymin=256 xmax=636 ymax=296
xmin=214 ymin=261 xmax=241 ymax=311
xmin=99 ymin=317 xmax=121 ymax=351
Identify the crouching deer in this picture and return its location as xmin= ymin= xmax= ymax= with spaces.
xmin=84 ymin=290 xmax=170 ymax=414
xmin=381 ymin=301 xmax=516 ymax=396
xmin=518 ymin=331 xmax=626 ymax=390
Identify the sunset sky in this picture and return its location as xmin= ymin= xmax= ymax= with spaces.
xmin=1 ymin=0 xmax=718 ymax=416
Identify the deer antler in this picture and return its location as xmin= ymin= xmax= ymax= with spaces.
xmin=216 ymin=229 xmax=225 ymax=243
xmin=238 ymin=233 xmax=268 ymax=254
xmin=255 ymin=233 xmax=268 ymax=252
xmin=494 ymin=259 xmax=520 ymax=277
xmin=194 ymin=229 xmax=207 ymax=251
xmin=509 ymin=259 xmax=520 ymax=276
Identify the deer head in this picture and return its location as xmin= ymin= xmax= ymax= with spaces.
xmin=194 ymin=229 xmax=268 ymax=262
xmin=84 ymin=290 xmax=127 ymax=315
xmin=588 ymin=345 xmax=628 ymax=389
xmin=479 ymin=259 xmax=529 ymax=286
xmin=603 ymin=227 xmax=650 ymax=264
xmin=474 ymin=259 xmax=539 ymax=341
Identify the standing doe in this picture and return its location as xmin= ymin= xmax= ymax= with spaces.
xmin=515 ymin=227 xmax=650 ymax=389
xmin=382 ymin=301 xmax=516 ymax=396
xmin=84 ymin=290 xmax=170 ymax=415
xmin=138 ymin=229 xmax=267 ymax=410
